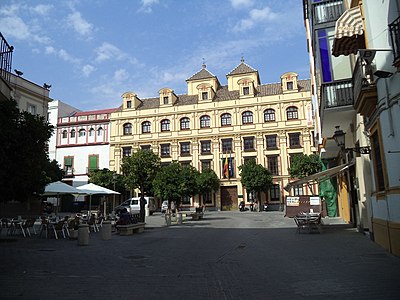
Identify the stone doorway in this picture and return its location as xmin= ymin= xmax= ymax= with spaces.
xmin=220 ymin=186 xmax=238 ymax=211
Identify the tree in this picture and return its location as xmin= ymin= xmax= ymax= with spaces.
xmin=288 ymin=153 xmax=322 ymax=195
xmin=152 ymin=162 xmax=200 ymax=210
xmin=238 ymin=159 xmax=272 ymax=211
xmin=121 ymin=149 xmax=160 ymax=221
xmin=89 ymin=168 xmax=123 ymax=191
xmin=0 ymin=99 xmax=56 ymax=203
xmin=197 ymin=168 xmax=220 ymax=205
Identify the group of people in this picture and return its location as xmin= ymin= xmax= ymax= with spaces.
xmin=239 ymin=200 xmax=269 ymax=212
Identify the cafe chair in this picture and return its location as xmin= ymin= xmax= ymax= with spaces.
xmin=21 ymin=218 xmax=37 ymax=237
xmin=52 ymin=220 xmax=67 ymax=239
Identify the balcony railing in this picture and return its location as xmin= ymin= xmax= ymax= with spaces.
xmin=321 ymin=79 xmax=353 ymax=109
xmin=389 ymin=16 xmax=400 ymax=67
xmin=0 ymin=32 xmax=13 ymax=82
xmin=312 ymin=0 xmax=344 ymax=25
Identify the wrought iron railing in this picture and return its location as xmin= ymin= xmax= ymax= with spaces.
xmin=321 ymin=79 xmax=353 ymax=109
xmin=352 ymin=56 xmax=375 ymax=102
xmin=0 ymin=32 xmax=13 ymax=82
xmin=312 ymin=0 xmax=344 ymax=25
xmin=389 ymin=16 xmax=400 ymax=64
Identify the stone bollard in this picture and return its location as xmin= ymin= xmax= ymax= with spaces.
xmin=78 ymin=223 xmax=89 ymax=246
xmin=165 ymin=213 xmax=171 ymax=226
xmin=101 ymin=220 xmax=112 ymax=240
xmin=177 ymin=213 xmax=182 ymax=224
xmin=145 ymin=207 xmax=150 ymax=217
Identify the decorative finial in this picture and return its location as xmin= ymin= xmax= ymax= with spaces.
xmin=202 ymin=58 xmax=206 ymax=69
xmin=241 ymin=54 xmax=244 ymax=63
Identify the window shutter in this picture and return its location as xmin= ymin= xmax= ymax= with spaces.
xmin=89 ymin=155 xmax=98 ymax=170
xmin=65 ymin=157 xmax=72 ymax=166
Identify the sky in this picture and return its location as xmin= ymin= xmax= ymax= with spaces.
xmin=0 ymin=0 xmax=310 ymax=111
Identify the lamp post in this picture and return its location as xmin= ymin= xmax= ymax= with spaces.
xmin=112 ymin=173 xmax=117 ymax=212
xmin=333 ymin=126 xmax=371 ymax=154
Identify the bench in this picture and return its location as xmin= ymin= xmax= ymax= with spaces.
xmin=116 ymin=222 xmax=145 ymax=236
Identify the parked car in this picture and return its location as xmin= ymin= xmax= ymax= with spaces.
xmin=161 ymin=200 xmax=168 ymax=213
xmin=115 ymin=197 xmax=157 ymax=215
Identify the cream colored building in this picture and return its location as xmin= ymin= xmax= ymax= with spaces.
xmin=110 ymin=60 xmax=316 ymax=210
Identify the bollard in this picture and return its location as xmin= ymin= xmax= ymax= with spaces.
xmin=145 ymin=207 xmax=150 ymax=217
xmin=78 ymin=223 xmax=89 ymax=246
xmin=165 ymin=213 xmax=171 ymax=226
xmin=177 ymin=213 xmax=182 ymax=224
xmin=101 ymin=220 xmax=112 ymax=240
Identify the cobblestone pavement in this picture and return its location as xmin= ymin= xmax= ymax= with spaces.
xmin=1 ymin=211 xmax=400 ymax=299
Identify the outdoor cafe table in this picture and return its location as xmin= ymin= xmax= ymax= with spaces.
xmin=294 ymin=212 xmax=322 ymax=233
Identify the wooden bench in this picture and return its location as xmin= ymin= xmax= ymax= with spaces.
xmin=116 ymin=222 xmax=145 ymax=236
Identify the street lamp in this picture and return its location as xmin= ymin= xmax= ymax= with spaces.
xmin=333 ymin=126 xmax=371 ymax=154
xmin=112 ymin=173 xmax=117 ymax=212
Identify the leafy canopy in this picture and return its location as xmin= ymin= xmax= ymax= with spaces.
xmin=238 ymin=159 xmax=272 ymax=199
xmin=197 ymin=168 xmax=220 ymax=195
xmin=288 ymin=153 xmax=322 ymax=179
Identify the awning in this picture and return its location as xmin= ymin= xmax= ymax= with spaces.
xmin=284 ymin=160 xmax=355 ymax=192
xmin=332 ymin=6 xmax=365 ymax=57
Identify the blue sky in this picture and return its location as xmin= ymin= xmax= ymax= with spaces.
xmin=0 ymin=0 xmax=309 ymax=111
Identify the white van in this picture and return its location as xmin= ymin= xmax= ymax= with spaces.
xmin=115 ymin=197 xmax=157 ymax=215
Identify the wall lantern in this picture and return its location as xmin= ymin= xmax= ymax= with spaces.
xmin=333 ymin=126 xmax=371 ymax=154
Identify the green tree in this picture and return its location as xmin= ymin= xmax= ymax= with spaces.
xmin=197 ymin=168 xmax=220 ymax=204
xmin=89 ymin=168 xmax=124 ymax=192
xmin=238 ymin=159 xmax=272 ymax=211
xmin=0 ymin=99 xmax=55 ymax=202
xmin=288 ymin=153 xmax=322 ymax=194
xmin=152 ymin=162 xmax=200 ymax=210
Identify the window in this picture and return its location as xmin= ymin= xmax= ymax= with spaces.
xmin=180 ymin=161 xmax=191 ymax=167
xmin=62 ymin=130 xmax=68 ymax=139
xmin=221 ymin=113 xmax=232 ymax=126
xmin=70 ymin=129 xmax=76 ymax=138
xmin=161 ymin=119 xmax=170 ymax=131
xmin=89 ymin=128 xmax=95 ymax=137
xmin=289 ymin=132 xmax=301 ymax=148
xmin=201 ymin=160 xmax=211 ymax=171
xmin=221 ymin=138 xmax=233 ymax=153
xmin=294 ymin=184 xmax=303 ymax=196
xmin=202 ymin=191 xmax=212 ymax=205
xmin=180 ymin=117 xmax=190 ymax=130
xmin=287 ymin=81 xmax=294 ymax=90
xmin=88 ymin=155 xmax=98 ymax=172
xmin=163 ymin=96 xmax=169 ymax=104
xmin=142 ymin=121 xmax=151 ymax=133
xmin=243 ymin=136 xmax=255 ymax=151
xmin=27 ymin=104 xmax=37 ymax=115
xmin=97 ymin=127 xmax=103 ymax=136
xmin=64 ymin=156 xmax=73 ymax=175
xmin=200 ymin=115 xmax=210 ymax=128
xmin=180 ymin=142 xmax=191 ymax=156
xmin=270 ymin=184 xmax=280 ymax=201
xmin=126 ymin=101 xmax=132 ymax=108
xmin=242 ymin=111 xmax=253 ymax=124
xmin=243 ymin=157 xmax=256 ymax=164
xmin=160 ymin=144 xmax=170 ymax=156
xmin=202 ymin=92 xmax=208 ymax=100
xmin=267 ymin=155 xmax=280 ymax=176
xmin=141 ymin=145 xmax=151 ymax=151
xmin=286 ymin=106 xmax=298 ymax=120
xmin=79 ymin=129 xmax=86 ymax=137
xmin=243 ymin=86 xmax=249 ymax=95
xmin=371 ymin=131 xmax=385 ymax=191
xmin=264 ymin=109 xmax=276 ymax=122
xmin=123 ymin=123 xmax=132 ymax=135
xmin=122 ymin=147 xmax=132 ymax=157
xmin=266 ymin=135 xmax=278 ymax=149
xmin=181 ymin=195 xmax=191 ymax=205
xmin=201 ymin=140 xmax=211 ymax=154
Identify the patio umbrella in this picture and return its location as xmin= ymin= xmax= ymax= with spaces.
xmin=76 ymin=183 xmax=120 ymax=216
xmin=43 ymin=181 xmax=83 ymax=216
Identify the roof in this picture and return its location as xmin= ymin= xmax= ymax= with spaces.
xmin=186 ymin=65 xmax=216 ymax=81
xmin=227 ymin=61 xmax=258 ymax=76
xmin=75 ymin=108 xmax=118 ymax=116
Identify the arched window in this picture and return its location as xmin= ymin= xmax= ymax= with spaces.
xmin=180 ymin=117 xmax=190 ymax=130
xmin=200 ymin=115 xmax=210 ymax=128
xmin=286 ymin=106 xmax=298 ymax=120
xmin=161 ymin=119 xmax=170 ymax=131
xmin=70 ymin=129 xmax=76 ymax=138
xmin=264 ymin=109 xmax=275 ymax=122
xmin=78 ymin=129 xmax=86 ymax=137
xmin=242 ymin=111 xmax=253 ymax=124
xmin=123 ymin=123 xmax=132 ymax=135
xmin=97 ymin=127 xmax=103 ymax=136
xmin=142 ymin=121 xmax=151 ymax=133
xmin=221 ymin=113 xmax=232 ymax=126
xmin=88 ymin=128 xmax=95 ymax=136
xmin=62 ymin=130 xmax=68 ymax=139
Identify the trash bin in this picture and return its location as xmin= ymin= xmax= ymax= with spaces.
xmin=101 ymin=220 xmax=111 ymax=240
xmin=78 ymin=223 xmax=89 ymax=246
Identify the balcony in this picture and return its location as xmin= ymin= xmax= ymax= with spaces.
xmin=321 ymin=79 xmax=353 ymax=109
xmin=352 ymin=56 xmax=377 ymax=117
xmin=312 ymin=0 xmax=344 ymax=26
xmin=0 ymin=32 xmax=13 ymax=83
xmin=389 ymin=16 xmax=400 ymax=68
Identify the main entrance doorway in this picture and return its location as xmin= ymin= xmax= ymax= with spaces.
xmin=220 ymin=186 xmax=238 ymax=211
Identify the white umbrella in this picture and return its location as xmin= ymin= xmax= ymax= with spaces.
xmin=76 ymin=183 xmax=120 ymax=216
xmin=43 ymin=181 xmax=83 ymax=215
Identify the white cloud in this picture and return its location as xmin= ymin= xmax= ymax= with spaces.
xmin=94 ymin=42 xmax=139 ymax=65
xmin=82 ymin=65 xmax=95 ymax=77
xmin=230 ymin=0 xmax=254 ymax=9
xmin=45 ymin=46 xmax=56 ymax=54
xmin=138 ymin=0 xmax=159 ymax=13
xmin=66 ymin=11 xmax=93 ymax=37
xmin=31 ymin=4 xmax=53 ymax=16
xmin=114 ymin=69 xmax=129 ymax=82
xmin=233 ymin=6 xmax=279 ymax=32
xmin=0 ymin=16 xmax=31 ymax=40
xmin=45 ymin=46 xmax=80 ymax=64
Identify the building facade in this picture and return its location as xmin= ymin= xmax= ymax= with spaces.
xmin=109 ymin=60 xmax=316 ymax=210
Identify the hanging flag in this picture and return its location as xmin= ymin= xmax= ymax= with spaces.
xmin=228 ymin=151 xmax=233 ymax=178
xmin=223 ymin=154 xmax=229 ymax=178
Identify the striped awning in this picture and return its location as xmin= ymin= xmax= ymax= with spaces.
xmin=332 ymin=6 xmax=365 ymax=57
